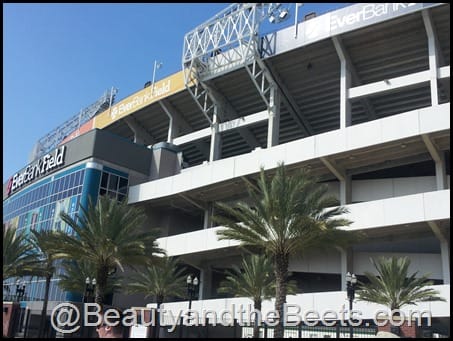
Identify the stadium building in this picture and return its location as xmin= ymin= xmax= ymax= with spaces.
xmin=3 ymin=2 xmax=450 ymax=337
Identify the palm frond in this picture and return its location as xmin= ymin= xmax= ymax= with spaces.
xmin=357 ymin=256 xmax=446 ymax=310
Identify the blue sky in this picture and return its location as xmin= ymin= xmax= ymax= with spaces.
xmin=3 ymin=3 xmax=348 ymax=183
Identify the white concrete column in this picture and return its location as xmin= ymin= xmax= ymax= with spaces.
xmin=422 ymin=10 xmax=439 ymax=106
xmin=439 ymin=239 xmax=450 ymax=284
xmin=209 ymin=109 xmax=222 ymax=162
xmin=166 ymin=116 xmax=179 ymax=144
xmin=198 ymin=267 xmax=212 ymax=300
xmin=428 ymin=221 xmax=450 ymax=284
xmin=337 ymin=247 xmax=353 ymax=291
xmin=340 ymin=175 xmax=352 ymax=205
xmin=267 ymin=85 xmax=280 ymax=148
xmin=203 ymin=203 xmax=213 ymax=230
xmin=435 ymin=153 xmax=447 ymax=190
xmin=340 ymin=60 xmax=352 ymax=129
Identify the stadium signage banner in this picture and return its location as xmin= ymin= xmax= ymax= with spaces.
xmin=330 ymin=3 xmax=422 ymax=33
xmin=93 ymin=71 xmax=190 ymax=130
xmin=7 ymin=146 xmax=66 ymax=196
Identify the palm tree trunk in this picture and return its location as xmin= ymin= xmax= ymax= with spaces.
xmin=154 ymin=299 xmax=163 ymax=339
xmin=274 ymin=253 xmax=288 ymax=338
xmin=95 ymin=267 xmax=108 ymax=307
xmin=253 ymin=299 xmax=262 ymax=338
xmin=39 ymin=274 xmax=52 ymax=338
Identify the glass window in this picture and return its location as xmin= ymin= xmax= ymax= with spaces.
xmin=119 ymin=177 xmax=128 ymax=194
xmin=69 ymin=175 xmax=74 ymax=189
xmin=73 ymin=172 xmax=79 ymax=187
xmin=101 ymin=172 xmax=109 ymax=188
xmin=58 ymin=179 xmax=64 ymax=193
xmin=107 ymin=190 xmax=116 ymax=199
xmin=79 ymin=170 xmax=85 ymax=185
xmin=63 ymin=177 xmax=68 ymax=191
xmin=108 ymin=174 xmax=119 ymax=191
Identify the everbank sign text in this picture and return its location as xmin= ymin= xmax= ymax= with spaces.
xmin=7 ymin=146 xmax=66 ymax=196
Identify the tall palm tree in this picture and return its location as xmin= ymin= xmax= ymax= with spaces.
xmin=357 ymin=256 xmax=446 ymax=312
xmin=27 ymin=229 xmax=62 ymax=338
xmin=56 ymin=195 xmax=165 ymax=305
xmin=125 ymin=256 xmax=187 ymax=338
xmin=215 ymin=163 xmax=355 ymax=338
xmin=3 ymin=224 xmax=35 ymax=280
xmin=218 ymin=254 xmax=293 ymax=338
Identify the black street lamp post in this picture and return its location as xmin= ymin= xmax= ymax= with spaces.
xmin=15 ymin=280 xmax=26 ymax=302
xmin=186 ymin=275 xmax=199 ymax=311
xmin=346 ymin=272 xmax=357 ymax=339
xmin=184 ymin=275 xmax=199 ymax=337
xmin=83 ymin=277 xmax=96 ymax=338
xmin=83 ymin=277 xmax=96 ymax=303
xmin=14 ymin=280 xmax=26 ymax=335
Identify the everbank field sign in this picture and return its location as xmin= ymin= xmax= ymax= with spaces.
xmin=6 ymin=146 xmax=66 ymax=197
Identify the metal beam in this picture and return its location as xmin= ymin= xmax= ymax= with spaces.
xmin=179 ymin=193 xmax=205 ymax=210
xmin=421 ymin=134 xmax=442 ymax=163
xmin=204 ymin=82 xmax=260 ymax=149
xmin=421 ymin=134 xmax=447 ymax=190
xmin=124 ymin=116 xmax=155 ymax=145
xmin=347 ymin=153 xmax=432 ymax=177
xmin=320 ymin=157 xmax=345 ymax=182
xmin=332 ymin=36 xmax=377 ymax=121
xmin=159 ymin=99 xmax=210 ymax=159
xmin=263 ymin=60 xmax=313 ymax=135
xmin=422 ymin=9 xmax=439 ymax=106
xmin=173 ymin=127 xmax=211 ymax=146
xmin=172 ymin=110 xmax=268 ymax=146
xmin=348 ymin=70 xmax=430 ymax=99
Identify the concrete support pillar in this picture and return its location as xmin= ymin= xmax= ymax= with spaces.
xmin=267 ymin=86 xmax=280 ymax=148
xmin=340 ymin=60 xmax=352 ymax=129
xmin=203 ymin=203 xmax=213 ymax=230
xmin=439 ymin=239 xmax=450 ymax=284
xmin=428 ymin=221 xmax=450 ymax=284
xmin=337 ymin=246 xmax=354 ymax=291
xmin=435 ymin=153 xmax=447 ymax=190
xmin=422 ymin=10 xmax=439 ymax=106
xmin=166 ymin=116 xmax=179 ymax=144
xmin=124 ymin=116 xmax=154 ymax=146
xmin=340 ymin=175 xmax=352 ymax=205
xmin=209 ymin=110 xmax=222 ymax=162
xmin=199 ymin=267 xmax=212 ymax=300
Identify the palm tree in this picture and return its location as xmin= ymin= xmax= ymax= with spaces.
xmin=56 ymin=195 xmax=165 ymax=305
xmin=125 ymin=256 xmax=187 ymax=338
xmin=357 ymin=256 xmax=446 ymax=313
xmin=3 ymin=224 xmax=35 ymax=280
xmin=27 ymin=229 xmax=62 ymax=338
xmin=215 ymin=163 xmax=355 ymax=338
xmin=57 ymin=259 xmax=122 ymax=300
xmin=218 ymin=254 xmax=295 ymax=338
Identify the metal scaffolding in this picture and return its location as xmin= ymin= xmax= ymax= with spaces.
xmin=29 ymin=87 xmax=118 ymax=162
xmin=182 ymin=3 xmax=291 ymax=127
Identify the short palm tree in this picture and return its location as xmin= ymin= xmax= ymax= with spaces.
xmin=3 ymin=224 xmax=35 ymax=280
xmin=57 ymin=259 xmax=122 ymax=300
xmin=125 ymin=256 xmax=187 ymax=338
xmin=218 ymin=254 xmax=294 ymax=338
xmin=56 ymin=195 xmax=165 ymax=305
xmin=27 ymin=229 xmax=62 ymax=338
xmin=215 ymin=163 xmax=355 ymax=338
xmin=357 ymin=256 xmax=446 ymax=313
